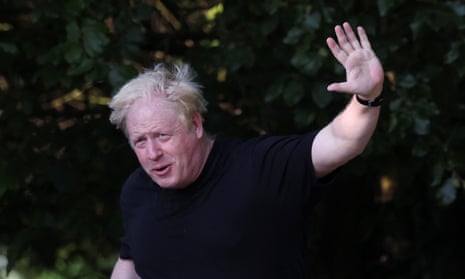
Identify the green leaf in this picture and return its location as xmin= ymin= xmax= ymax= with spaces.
xmin=283 ymin=27 xmax=304 ymax=45
xmin=265 ymin=78 xmax=286 ymax=103
xmin=388 ymin=98 xmax=402 ymax=111
xmin=6 ymin=231 xmax=32 ymax=273
xmin=444 ymin=41 xmax=461 ymax=64
xmin=303 ymin=13 xmax=321 ymax=30
xmin=132 ymin=1 xmax=154 ymax=20
xmin=226 ymin=47 xmax=255 ymax=71
xmin=66 ymin=22 xmax=80 ymax=42
xmin=436 ymin=177 xmax=460 ymax=206
xmin=264 ymin=0 xmax=281 ymax=15
xmin=448 ymin=2 xmax=465 ymax=16
xmin=0 ymin=43 xmax=18 ymax=54
xmin=398 ymin=74 xmax=416 ymax=89
xmin=38 ymin=43 xmax=68 ymax=65
xmin=312 ymin=83 xmax=332 ymax=108
xmin=411 ymin=141 xmax=430 ymax=157
xmin=64 ymin=44 xmax=83 ymax=63
xmin=409 ymin=21 xmax=423 ymax=39
xmin=414 ymin=117 xmax=430 ymax=136
xmin=67 ymin=58 xmax=94 ymax=76
xmin=260 ymin=17 xmax=278 ymax=36
xmin=377 ymin=0 xmax=396 ymax=16
xmin=431 ymin=162 xmax=445 ymax=187
xmin=283 ymin=80 xmax=305 ymax=106
xmin=108 ymin=65 xmax=138 ymax=90
xmin=82 ymin=19 xmax=109 ymax=57
xmin=66 ymin=0 xmax=86 ymax=16
xmin=294 ymin=108 xmax=315 ymax=127
xmin=291 ymin=52 xmax=323 ymax=75
xmin=247 ymin=1 xmax=280 ymax=15
xmin=123 ymin=26 xmax=145 ymax=43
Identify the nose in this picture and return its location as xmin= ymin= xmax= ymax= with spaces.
xmin=147 ymin=139 xmax=163 ymax=160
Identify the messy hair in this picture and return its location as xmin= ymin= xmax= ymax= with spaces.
xmin=108 ymin=63 xmax=207 ymax=136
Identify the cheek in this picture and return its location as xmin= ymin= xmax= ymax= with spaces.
xmin=134 ymin=149 xmax=149 ymax=162
xmin=137 ymin=150 xmax=145 ymax=159
xmin=170 ymin=140 xmax=195 ymax=162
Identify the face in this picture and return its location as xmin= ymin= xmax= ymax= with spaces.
xmin=126 ymin=96 xmax=206 ymax=189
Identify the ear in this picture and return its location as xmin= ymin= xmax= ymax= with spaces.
xmin=191 ymin=112 xmax=204 ymax=138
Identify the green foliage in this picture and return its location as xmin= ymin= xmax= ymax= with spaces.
xmin=1 ymin=0 xmax=464 ymax=278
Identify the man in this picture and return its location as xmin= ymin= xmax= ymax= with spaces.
xmin=108 ymin=22 xmax=384 ymax=278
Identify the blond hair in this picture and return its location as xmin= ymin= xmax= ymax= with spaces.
xmin=108 ymin=63 xmax=208 ymax=136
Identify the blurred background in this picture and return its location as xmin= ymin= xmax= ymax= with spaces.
xmin=1 ymin=0 xmax=464 ymax=278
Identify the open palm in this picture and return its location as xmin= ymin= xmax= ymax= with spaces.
xmin=326 ymin=22 xmax=384 ymax=99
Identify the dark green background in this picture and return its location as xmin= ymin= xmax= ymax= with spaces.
xmin=1 ymin=0 xmax=464 ymax=278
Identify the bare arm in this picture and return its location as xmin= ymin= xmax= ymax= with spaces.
xmin=110 ymin=258 xmax=141 ymax=279
xmin=312 ymin=22 xmax=384 ymax=178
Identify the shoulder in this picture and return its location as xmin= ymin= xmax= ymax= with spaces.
xmin=123 ymin=167 xmax=152 ymax=190
xmin=120 ymin=167 xmax=154 ymax=204
xmin=213 ymin=132 xmax=318 ymax=169
xmin=242 ymin=131 xmax=319 ymax=155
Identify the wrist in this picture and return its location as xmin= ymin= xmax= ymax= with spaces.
xmin=355 ymin=93 xmax=384 ymax=107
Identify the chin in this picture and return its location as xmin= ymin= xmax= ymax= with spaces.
xmin=154 ymin=179 xmax=188 ymax=190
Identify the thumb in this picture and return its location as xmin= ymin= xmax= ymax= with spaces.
xmin=327 ymin=82 xmax=355 ymax=94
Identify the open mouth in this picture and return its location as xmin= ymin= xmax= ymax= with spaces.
xmin=153 ymin=165 xmax=171 ymax=176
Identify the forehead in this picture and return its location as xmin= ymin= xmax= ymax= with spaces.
xmin=126 ymin=97 xmax=182 ymax=134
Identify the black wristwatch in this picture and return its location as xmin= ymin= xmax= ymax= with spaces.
xmin=355 ymin=94 xmax=384 ymax=107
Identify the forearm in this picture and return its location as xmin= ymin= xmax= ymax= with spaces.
xmin=330 ymin=95 xmax=380 ymax=150
xmin=312 ymin=95 xmax=380 ymax=177
xmin=111 ymin=258 xmax=141 ymax=279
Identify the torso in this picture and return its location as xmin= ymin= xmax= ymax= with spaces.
xmin=121 ymin=133 xmax=320 ymax=278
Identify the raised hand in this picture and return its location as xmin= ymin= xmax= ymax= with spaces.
xmin=326 ymin=22 xmax=384 ymax=99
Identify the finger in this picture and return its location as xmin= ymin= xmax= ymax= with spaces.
xmin=357 ymin=26 xmax=372 ymax=50
xmin=342 ymin=22 xmax=362 ymax=49
xmin=326 ymin=37 xmax=348 ymax=65
xmin=334 ymin=24 xmax=354 ymax=53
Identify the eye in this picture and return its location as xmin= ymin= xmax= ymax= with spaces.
xmin=157 ymin=133 xmax=170 ymax=141
xmin=133 ymin=137 xmax=146 ymax=148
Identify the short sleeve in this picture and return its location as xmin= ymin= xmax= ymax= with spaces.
xmin=246 ymin=132 xmax=320 ymax=208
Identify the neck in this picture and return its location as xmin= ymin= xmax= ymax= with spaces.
xmin=199 ymin=136 xmax=214 ymax=166
xmin=189 ymin=135 xmax=214 ymax=183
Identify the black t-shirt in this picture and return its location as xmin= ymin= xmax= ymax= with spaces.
xmin=119 ymin=132 xmax=322 ymax=278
